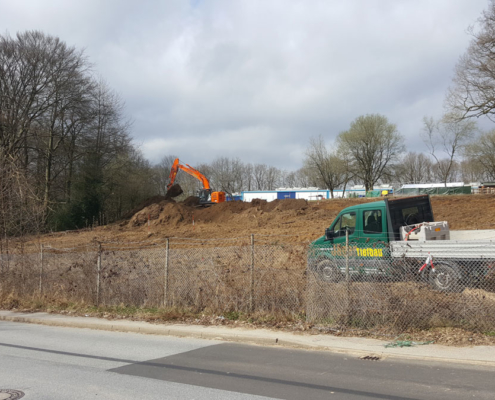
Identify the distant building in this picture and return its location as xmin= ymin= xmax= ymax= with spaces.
xmin=241 ymin=185 xmax=393 ymax=202
xmin=395 ymin=182 xmax=471 ymax=195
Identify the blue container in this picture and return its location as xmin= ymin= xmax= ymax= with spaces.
xmin=277 ymin=192 xmax=296 ymax=200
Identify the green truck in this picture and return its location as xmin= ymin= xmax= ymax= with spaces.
xmin=309 ymin=195 xmax=495 ymax=292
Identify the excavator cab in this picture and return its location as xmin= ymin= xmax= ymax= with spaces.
xmin=198 ymin=189 xmax=226 ymax=205
xmin=198 ymin=189 xmax=211 ymax=205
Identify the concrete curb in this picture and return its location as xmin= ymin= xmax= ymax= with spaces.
xmin=2 ymin=311 xmax=495 ymax=367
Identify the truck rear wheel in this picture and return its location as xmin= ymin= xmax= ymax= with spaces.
xmin=316 ymin=259 xmax=343 ymax=283
xmin=428 ymin=263 xmax=464 ymax=292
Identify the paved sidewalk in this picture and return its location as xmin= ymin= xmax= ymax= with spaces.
xmin=1 ymin=310 xmax=495 ymax=367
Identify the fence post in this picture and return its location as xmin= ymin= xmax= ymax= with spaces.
xmin=39 ymin=244 xmax=43 ymax=295
xmin=345 ymin=229 xmax=351 ymax=326
xmin=345 ymin=229 xmax=349 ymax=282
xmin=164 ymin=238 xmax=170 ymax=307
xmin=250 ymin=234 xmax=255 ymax=312
xmin=96 ymin=242 xmax=102 ymax=306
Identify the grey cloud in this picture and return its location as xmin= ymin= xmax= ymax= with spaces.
xmin=0 ymin=0 xmax=490 ymax=170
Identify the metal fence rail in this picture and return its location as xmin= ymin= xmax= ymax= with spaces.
xmin=1 ymin=235 xmax=495 ymax=334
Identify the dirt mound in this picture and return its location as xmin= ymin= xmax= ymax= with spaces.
xmin=251 ymin=199 xmax=267 ymax=207
xmin=183 ymin=196 xmax=200 ymax=207
xmin=156 ymin=203 xmax=193 ymax=227
xmin=130 ymin=201 xmax=194 ymax=227
xmin=165 ymin=184 xmax=183 ymax=199
xmin=122 ymin=195 xmax=173 ymax=219
xmin=128 ymin=201 xmax=164 ymax=226
xmin=192 ymin=200 xmax=253 ymax=224
xmin=41 ymin=193 xmax=495 ymax=248
xmin=262 ymin=199 xmax=308 ymax=212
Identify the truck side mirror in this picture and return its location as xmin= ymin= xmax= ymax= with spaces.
xmin=325 ymin=228 xmax=334 ymax=241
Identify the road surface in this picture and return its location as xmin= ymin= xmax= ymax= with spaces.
xmin=1 ymin=321 xmax=495 ymax=399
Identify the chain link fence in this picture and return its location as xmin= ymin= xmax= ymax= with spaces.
xmin=307 ymin=231 xmax=495 ymax=333
xmin=1 ymin=234 xmax=495 ymax=334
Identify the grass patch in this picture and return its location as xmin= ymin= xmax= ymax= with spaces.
xmin=223 ymin=311 xmax=240 ymax=321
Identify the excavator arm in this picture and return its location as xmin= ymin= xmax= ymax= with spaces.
xmin=167 ymin=158 xmax=211 ymax=190
xmin=167 ymin=158 xmax=225 ymax=205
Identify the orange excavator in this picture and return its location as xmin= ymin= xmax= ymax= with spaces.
xmin=167 ymin=158 xmax=226 ymax=205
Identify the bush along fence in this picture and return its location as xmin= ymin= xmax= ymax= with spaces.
xmin=1 ymin=234 xmax=495 ymax=334
xmin=0 ymin=236 xmax=307 ymax=319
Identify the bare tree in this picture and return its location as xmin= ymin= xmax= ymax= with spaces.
xmin=337 ymin=114 xmax=404 ymax=192
xmin=432 ymin=159 xmax=461 ymax=183
xmin=280 ymin=170 xmax=297 ymax=188
xmin=295 ymin=167 xmax=314 ymax=188
xmin=0 ymin=30 xmax=152 ymax=231
xmin=208 ymin=157 xmax=245 ymax=197
xmin=459 ymin=158 xmax=487 ymax=182
xmin=243 ymin=163 xmax=254 ymax=191
xmin=464 ymin=129 xmax=495 ymax=180
xmin=446 ymin=1 xmax=495 ymax=121
xmin=265 ymin=166 xmax=280 ymax=190
xmin=303 ymin=135 xmax=349 ymax=198
xmin=253 ymin=163 xmax=268 ymax=190
xmin=422 ymin=114 xmax=476 ymax=186
xmin=395 ymin=152 xmax=433 ymax=185
xmin=0 ymin=156 xmax=44 ymax=239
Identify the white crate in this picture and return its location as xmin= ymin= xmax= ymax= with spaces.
xmin=400 ymin=221 xmax=450 ymax=241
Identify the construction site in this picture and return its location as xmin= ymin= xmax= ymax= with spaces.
xmin=37 ymin=192 xmax=495 ymax=248
xmin=2 ymin=190 xmax=495 ymax=346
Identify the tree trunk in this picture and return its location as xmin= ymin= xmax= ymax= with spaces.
xmin=43 ymin=132 xmax=54 ymax=216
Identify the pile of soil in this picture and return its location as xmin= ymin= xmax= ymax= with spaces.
xmin=36 ymin=194 xmax=495 ymax=247
xmin=121 ymin=195 xmax=173 ymax=220
xmin=183 ymin=196 xmax=200 ymax=207
xmin=129 ymin=198 xmax=312 ymax=229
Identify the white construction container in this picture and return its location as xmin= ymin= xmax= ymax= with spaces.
xmin=400 ymin=221 xmax=450 ymax=241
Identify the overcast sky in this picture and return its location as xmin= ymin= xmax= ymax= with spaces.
xmin=0 ymin=0 xmax=491 ymax=170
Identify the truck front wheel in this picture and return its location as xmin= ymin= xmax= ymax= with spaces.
xmin=316 ymin=259 xmax=343 ymax=283
xmin=428 ymin=263 xmax=464 ymax=292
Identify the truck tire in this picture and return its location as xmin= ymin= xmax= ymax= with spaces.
xmin=316 ymin=259 xmax=343 ymax=283
xmin=428 ymin=263 xmax=464 ymax=292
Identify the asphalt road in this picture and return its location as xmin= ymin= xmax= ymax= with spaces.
xmin=1 ymin=321 xmax=495 ymax=400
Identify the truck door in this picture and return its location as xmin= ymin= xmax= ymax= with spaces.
xmin=355 ymin=208 xmax=388 ymax=244
xmin=330 ymin=211 xmax=357 ymax=245
xmin=351 ymin=207 xmax=388 ymax=275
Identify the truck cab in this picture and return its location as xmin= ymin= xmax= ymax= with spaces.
xmin=309 ymin=195 xmax=435 ymax=282
xmin=313 ymin=195 xmax=434 ymax=246
xmin=317 ymin=202 xmax=388 ymax=246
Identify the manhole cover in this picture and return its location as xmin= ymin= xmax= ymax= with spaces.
xmin=0 ymin=390 xmax=25 ymax=400
xmin=360 ymin=355 xmax=380 ymax=361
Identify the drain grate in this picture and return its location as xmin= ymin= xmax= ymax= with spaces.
xmin=0 ymin=390 xmax=25 ymax=400
xmin=360 ymin=355 xmax=380 ymax=361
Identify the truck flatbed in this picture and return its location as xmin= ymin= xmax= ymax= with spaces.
xmin=390 ymin=239 xmax=495 ymax=259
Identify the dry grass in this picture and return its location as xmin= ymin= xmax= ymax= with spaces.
xmin=307 ymin=279 xmax=495 ymax=334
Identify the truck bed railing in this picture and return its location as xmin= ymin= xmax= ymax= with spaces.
xmin=391 ymin=240 xmax=495 ymax=259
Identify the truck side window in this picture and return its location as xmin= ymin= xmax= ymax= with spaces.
xmin=333 ymin=212 xmax=356 ymax=237
xmin=363 ymin=210 xmax=382 ymax=234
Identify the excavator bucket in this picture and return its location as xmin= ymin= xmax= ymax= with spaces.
xmin=165 ymin=183 xmax=183 ymax=199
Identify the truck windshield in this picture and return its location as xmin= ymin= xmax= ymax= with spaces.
xmin=332 ymin=212 xmax=356 ymax=237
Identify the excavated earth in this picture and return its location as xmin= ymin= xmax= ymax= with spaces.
xmin=36 ymin=194 xmax=495 ymax=248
